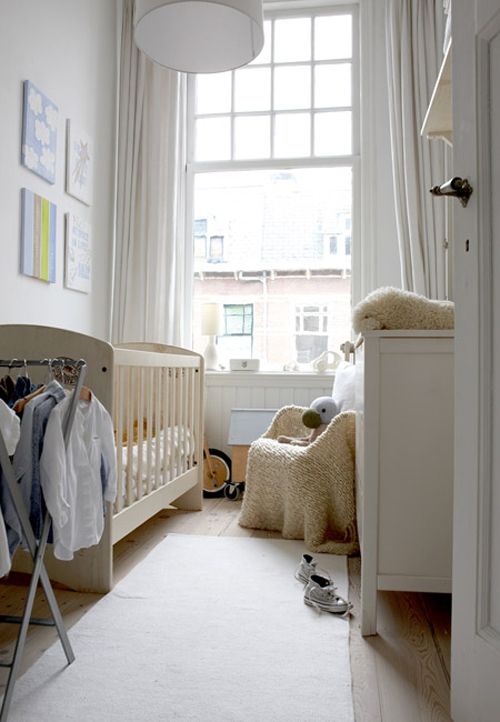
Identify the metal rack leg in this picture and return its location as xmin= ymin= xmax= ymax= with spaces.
xmin=0 ymin=360 xmax=86 ymax=719
xmin=0 ymin=515 xmax=74 ymax=722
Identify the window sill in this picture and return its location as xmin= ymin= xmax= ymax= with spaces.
xmin=205 ymin=369 xmax=335 ymax=387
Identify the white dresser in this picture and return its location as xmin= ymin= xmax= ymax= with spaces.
xmin=355 ymin=330 xmax=454 ymax=635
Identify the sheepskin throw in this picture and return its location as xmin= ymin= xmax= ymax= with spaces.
xmin=352 ymin=286 xmax=454 ymax=334
xmin=239 ymin=407 xmax=359 ymax=555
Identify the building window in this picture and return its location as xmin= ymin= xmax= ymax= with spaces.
xmin=189 ymin=4 xmax=359 ymax=369
xmin=208 ymin=235 xmax=224 ymax=263
xmin=329 ymin=235 xmax=339 ymax=255
xmin=295 ymin=304 xmax=329 ymax=362
xmin=217 ymin=303 xmax=254 ymax=359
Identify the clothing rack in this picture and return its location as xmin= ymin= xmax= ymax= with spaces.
xmin=0 ymin=358 xmax=87 ymax=721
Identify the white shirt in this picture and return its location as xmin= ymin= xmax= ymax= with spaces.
xmin=0 ymin=399 xmax=19 ymax=575
xmin=0 ymin=508 xmax=10 ymax=577
xmin=0 ymin=398 xmax=20 ymax=456
xmin=40 ymin=393 xmax=117 ymax=561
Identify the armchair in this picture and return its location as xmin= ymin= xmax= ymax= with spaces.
xmin=238 ymin=406 xmax=358 ymax=555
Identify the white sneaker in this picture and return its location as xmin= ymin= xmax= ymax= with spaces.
xmin=295 ymin=554 xmax=332 ymax=585
xmin=304 ymin=574 xmax=353 ymax=616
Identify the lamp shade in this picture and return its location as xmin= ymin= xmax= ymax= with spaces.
xmin=134 ymin=0 xmax=265 ymax=73
xmin=201 ymin=302 xmax=222 ymax=336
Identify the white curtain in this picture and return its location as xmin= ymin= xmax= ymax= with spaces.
xmin=385 ymin=0 xmax=447 ymax=298
xmin=112 ymin=0 xmax=192 ymax=345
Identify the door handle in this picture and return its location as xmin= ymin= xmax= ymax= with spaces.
xmin=430 ymin=177 xmax=473 ymax=207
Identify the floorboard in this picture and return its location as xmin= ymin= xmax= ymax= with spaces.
xmin=0 ymin=499 xmax=452 ymax=721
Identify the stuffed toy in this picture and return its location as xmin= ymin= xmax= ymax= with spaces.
xmin=277 ymin=396 xmax=339 ymax=446
xmin=352 ymin=286 xmax=454 ymax=334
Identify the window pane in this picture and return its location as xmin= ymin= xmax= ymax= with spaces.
xmin=193 ymin=168 xmax=352 ymax=369
xmin=217 ymin=335 xmax=253 ymax=359
xmin=314 ymin=15 xmax=352 ymax=60
xmin=234 ymin=116 xmax=270 ymax=159
xmin=314 ymin=112 xmax=351 ymax=155
xmin=226 ymin=315 xmax=244 ymax=334
xmin=274 ymin=65 xmax=311 ymax=110
xmin=274 ymin=17 xmax=311 ymax=62
xmin=314 ymin=64 xmax=351 ymax=108
xmin=209 ymin=235 xmax=224 ymax=261
xmin=250 ymin=20 xmax=272 ymax=65
xmin=295 ymin=334 xmax=328 ymax=363
xmin=194 ymin=235 xmax=207 ymax=259
xmin=304 ymin=316 xmax=319 ymax=332
xmin=274 ymin=113 xmax=310 ymax=157
xmin=195 ymin=72 xmax=232 ymax=114
xmin=234 ymin=67 xmax=271 ymax=111
xmin=195 ymin=117 xmax=231 ymax=161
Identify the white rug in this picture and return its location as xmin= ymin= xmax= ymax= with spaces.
xmin=6 ymin=535 xmax=354 ymax=721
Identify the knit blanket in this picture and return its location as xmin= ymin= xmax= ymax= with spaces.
xmin=352 ymin=286 xmax=454 ymax=334
xmin=239 ymin=408 xmax=359 ymax=555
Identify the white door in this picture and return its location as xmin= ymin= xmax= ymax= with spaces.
xmin=451 ymin=1 xmax=500 ymax=720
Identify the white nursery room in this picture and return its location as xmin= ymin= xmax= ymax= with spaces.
xmin=0 ymin=0 xmax=498 ymax=720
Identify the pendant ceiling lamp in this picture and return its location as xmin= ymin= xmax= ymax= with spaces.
xmin=134 ymin=0 xmax=265 ymax=74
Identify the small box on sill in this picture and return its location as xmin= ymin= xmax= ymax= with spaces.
xmin=229 ymin=358 xmax=260 ymax=372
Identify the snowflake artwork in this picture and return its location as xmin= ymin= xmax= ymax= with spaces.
xmin=66 ymin=121 xmax=93 ymax=206
xmin=21 ymin=81 xmax=58 ymax=184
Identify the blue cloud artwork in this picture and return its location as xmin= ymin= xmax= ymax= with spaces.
xmin=21 ymin=80 xmax=58 ymax=184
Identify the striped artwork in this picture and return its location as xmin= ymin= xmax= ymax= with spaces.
xmin=20 ymin=188 xmax=56 ymax=282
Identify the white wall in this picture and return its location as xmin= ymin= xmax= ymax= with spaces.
xmin=0 ymin=0 xmax=117 ymax=339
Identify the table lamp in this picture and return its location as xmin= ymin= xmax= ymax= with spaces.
xmin=201 ymin=303 xmax=222 ymax=370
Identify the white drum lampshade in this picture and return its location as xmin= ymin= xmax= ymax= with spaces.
xmin=201 ymin=302 xmax=222 ymax=370
xmin=134 ymin=0 xmax=265 ymax=74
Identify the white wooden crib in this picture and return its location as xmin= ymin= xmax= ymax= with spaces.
xmin=0 ymin=325 xmax=204 ymax=593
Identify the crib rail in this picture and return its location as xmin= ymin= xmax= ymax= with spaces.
xmin=112 ymin=348 xmax=203 ymax=522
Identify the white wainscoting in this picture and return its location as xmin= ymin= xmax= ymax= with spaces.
xmin=205 ymin=371 xmax=334 ymax=457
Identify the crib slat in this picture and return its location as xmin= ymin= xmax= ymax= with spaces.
xmin=187 ymin=369 xmax=193 ymax=468
xmin=182 ymin=368 xmax=189 ymax=474
xmin=146 ymin=366 xmax=154 ymax=496
xmin=162 ymin=366 xmax=169 ymax=488
xmin=189 ymin=367 xmax=196 ymax=468
xmin=154 ymin=367 xmax=162 ymax=491
xmin=169 ymin=368 xmax=176 ymax=483
xmin=177 ymin=368 xmax=183 ymax=477
xmin=194 ymin=367 xmax=203 ymax=473
xmin=126 ymin=367 xmax=134 ymax=507
xmin=136 ymin=367 xmax=144 ymax=501
xmin=115 ymin=367 xmax=124 ymax=514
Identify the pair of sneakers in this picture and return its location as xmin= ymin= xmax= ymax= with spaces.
xmin=295 ymin=553 xmax=353 ymax=617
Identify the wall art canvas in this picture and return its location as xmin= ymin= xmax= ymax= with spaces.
xmin=65 ymin=213 xmax=91 ymax=293
xmin=66 ymin=121 xmax=93 ymax=205
xmin=21 ymin=80 xmax=58 ymax=184
xmin=20 ymin=188 xmax=56 ymax=283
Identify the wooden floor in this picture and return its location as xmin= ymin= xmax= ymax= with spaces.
xmin=0 ymin=498 xmax=452 ymax=721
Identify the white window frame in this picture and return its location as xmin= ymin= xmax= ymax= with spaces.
xmin=186 ymin=1 xmax=360 ymax=344
xmin=295 ymin=303 xmax=329 ymax=335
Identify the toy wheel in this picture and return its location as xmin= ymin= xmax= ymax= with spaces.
xmin=203 ymin=448 xmax=231 ymax=496
xmin=224 ymin=484 xmax=241 ymax=501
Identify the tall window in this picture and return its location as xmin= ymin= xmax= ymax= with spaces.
xmin=189 ymin=5 xmax=359 ymax=369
